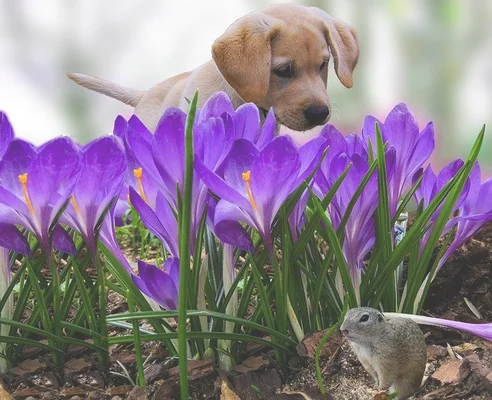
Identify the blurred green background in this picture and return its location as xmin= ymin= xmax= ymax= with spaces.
xmin=1 ymin=0 xmax=491 ymax=174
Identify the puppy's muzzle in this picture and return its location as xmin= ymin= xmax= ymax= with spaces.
xmin=304 ymin=104 xmax=330 ymax=126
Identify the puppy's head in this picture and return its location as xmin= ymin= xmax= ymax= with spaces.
xmin=212 ymin=4 xmax=359 ymax=131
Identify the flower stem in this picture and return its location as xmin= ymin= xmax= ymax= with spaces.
xmin=286 ymin=295 xmax=304 ymax=342
xmin=127 ymin=290 xmax=145 ymax=386
xmin=0 ymin=247 xmax=11 ymax=373
xmin=48 ymin=246 xmax=64 ymax=368
xmin=94 ymin=251 xmax=109 ymax=373
xmin=178 ymin=91 xmax=198 ymax=400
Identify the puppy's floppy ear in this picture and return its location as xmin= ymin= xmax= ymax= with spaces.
xmin=311 ymin=8 xmax=359 ymax=88
xmin=212 ymin=13 xmax=281 ymax=103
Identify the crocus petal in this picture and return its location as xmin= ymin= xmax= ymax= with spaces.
xmin=0 ymin=112 xmax=14 ymax=159
xmin=197 ymin=91 xmax=235 ymax=124
xmin=289 ymin=189 xmax=310 ymax=241
xmin=163 ymin=257 xmax=180 ymax=289
xmin=361 ymin=115 xmax=382 ymax=149
xmin=214 ymin=200 xmax=255 ymax=252
xmin=195 ymin=117 xmax=227 ymax=171
xmin=126 ymin=116 xmax=164 ymax=197
xmin=28 ymin=137 xmax=81 ymax=232
xmin=133 ymin=260 xmax=178 ymax=310
xmin=153 ymin=107 xmax=186 ymax=193
xmin=382 ymin=103 xmax=419 ymax=157
xmin=73 ymin=136 xmax=127 ymax=239
xmin=0 ymin=184 xmax=31 ymax=218
xmin=0 ymin=139 xmax=37 ymax=199
xmin=405 ymin=122 xmax=435 ymax=180
xmin=129 ymin=187 xmax=178 ymax=256
xmin=234 ymin=103 xmax=260 ymax=142
xmin=255 ymin=108 xmax=276 ymax=150
xmin=0 ymin=223 xmax=30 ymax=255
xmin=385 ymin=313 xmax=492 ymax=342
xmin=195 ymin=157 xmax=251 ymax=211
xmin=250 ymin=136 xmax=300 ymax=228
xmin=113 ymin=115 xmax=128 ymax=140
xmin=114 ymin=189 xmax=130 ymax=226
xmin=52 ymin=224 xmax=76 ymax=255
xmin=295 ymin=136 xmax=329 ymax=186
xmin=223 ymin=139 xmax=259 ymax=196
xmin=345 ymin=134 xmax=368 ymax=160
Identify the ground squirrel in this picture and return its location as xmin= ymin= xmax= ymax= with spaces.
xmin=340 ymin=307 xmax=427 ymax=399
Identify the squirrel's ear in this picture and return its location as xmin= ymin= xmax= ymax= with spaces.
xmin=378 ymin=313 xmax=384 ymax=323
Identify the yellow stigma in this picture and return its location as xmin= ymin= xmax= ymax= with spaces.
xmin=71 ymin=195 xmax=80 ymax=215
xmin=242 ymin=170 xmax=257 ymax=210
xmin=18 ymin=173 xmax=35 ymax=215
xmin=133 ymin=167 xmax=148 ymax=203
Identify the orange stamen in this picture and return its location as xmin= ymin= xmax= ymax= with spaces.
xmin=133 ymin=167 xmax=148 ymax=203
xmin=71 ymin=195 xmax=81 ymax=215
xmin=242 ymin=170 xmax=257 ymax=210
xmin=18 ymin=173 xmax=34 ymax=215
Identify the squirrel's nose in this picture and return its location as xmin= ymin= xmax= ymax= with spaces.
xmin=340 ymin=329 xmax=348 ymax=336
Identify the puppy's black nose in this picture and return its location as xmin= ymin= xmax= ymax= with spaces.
xmin=304 ymin=105 xmax=330 ymax=125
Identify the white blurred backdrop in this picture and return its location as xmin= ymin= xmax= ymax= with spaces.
xmin=1 ymin=0 xmax=491 ymax=173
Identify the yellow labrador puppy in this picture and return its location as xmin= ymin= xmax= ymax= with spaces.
xmin=68 ymin=3 xmax=359 ymax=132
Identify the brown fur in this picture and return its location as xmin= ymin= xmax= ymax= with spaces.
xmin=68 ymin=4 xmax=359 ymax=132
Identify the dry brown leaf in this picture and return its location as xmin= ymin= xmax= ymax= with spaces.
xmin=452 ymin=342 xmax=480 ymax=354
xmin=432 ymin=358 xmax=471 ymax=384
xmin=232 ymin=355 xmax=270 ymax=374
xmin=9 ymin=358 xmax=46 ymax=376
xmin=168 ymin=359 xmax=213 ymax=381
xmin=297 ymin=329 xmax=342 ymax=359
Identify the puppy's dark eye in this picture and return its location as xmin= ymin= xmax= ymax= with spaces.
xmin=319 ymin=60 xmax=328 ymax=71
xmin=273 ymin=64 xmax=293 ymax=78
xmin=359 ymin=314 xmax=369 ymax=322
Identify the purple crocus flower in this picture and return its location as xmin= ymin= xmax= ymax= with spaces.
xmin=114 ymin=115 xmax=160 ymax=210
xmin=132 ymin=258 xmax=179 ymax=310
xmin=124 ymin=92 xmax=272 ymax=255
xmin=362 ymin=103 xmax=435 ymax=217
xmin=314 ymin=126 xmax=395 ymax=298
xmin=327 ymin=152 xmax=379 ymax=294
xmin=386 ymin=312 xmax=492 ymax=342
xmin=196 ymin=135 xmax=327 ymax=252
xmin=438 ymin=163 xmax=492 ymax=268
xmin=0 ymin=112 xmax=30 ymax=254
xmin=314 ymin=125 xmax=349 ymax=197
xmin=61 ymin=136 xmax=127 ymax=254
xmin=0 ymin=137 xmax=81 ymax=253
xmin=413 ymin=159 xmax=470 ymax=254
xmin=0 ymin=112 xmax=28 ymax=374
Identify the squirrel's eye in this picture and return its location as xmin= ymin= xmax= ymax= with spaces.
xmin=359 ymin=314 xmax=369 ymax=322
xmin=273 ymin=64 xmax=294 ymax=78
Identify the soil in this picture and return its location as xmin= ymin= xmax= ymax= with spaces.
xmin=2 ymin=224 xmax=492 ymax=399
